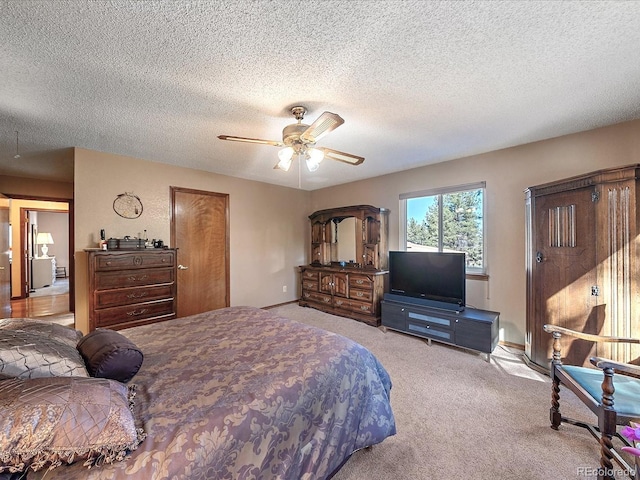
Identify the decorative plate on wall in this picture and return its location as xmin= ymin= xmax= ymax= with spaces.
xmin=113 ymin=192 xmax=143 ymax=219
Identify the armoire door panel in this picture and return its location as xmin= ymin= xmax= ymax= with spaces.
xmin=531 ymin=187 xmax=598 ymax=367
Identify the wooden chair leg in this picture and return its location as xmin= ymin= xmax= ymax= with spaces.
xmin=598 ymin=434 xmax=615 ymax=480
xmin=550 ymin=332 xmax=563 ymax=430
xmin=550 ymin=375 xmax=562 ymax=430
xmin=598 ymin=368 xmax=617 ymax=480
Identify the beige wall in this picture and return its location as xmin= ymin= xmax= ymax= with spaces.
xmin=73 ymin=148 xmax=310 ymax=330
xmin=309 ymin=119 xmax=640 ymax=345
xmin=36 ymin=211 xmax=70 ymax=272
xmin=0 ymin=175 xmax=73 ymax=199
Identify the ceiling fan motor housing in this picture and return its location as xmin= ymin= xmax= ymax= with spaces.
xmin=282 ymin=123 xmax=313 ymax=150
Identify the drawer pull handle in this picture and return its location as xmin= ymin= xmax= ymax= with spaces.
xmin=323 ymin=298 xmax=331 ymax=303
xmin=105 ymin=261 xmax=112 ymax=266
xmin=356 ymin=280 xmax=364 ymax=284
xmin=356 ymin=292 xmax=364 ymax=297
xmin=127 ymin=292 xmax=148 ymax=299
xmin=127 ymin=308 xmax=148 ymax=317
xmin=360 ymin=306 xmax=370 ymax=311
xmin=178 ymin=265 xmax=189 ymax=270
xmin=127 ymin=275 xmax=149 ymax=282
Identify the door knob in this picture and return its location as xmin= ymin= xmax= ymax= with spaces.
xmin=178 ymin=265 xmax=189 ymax=270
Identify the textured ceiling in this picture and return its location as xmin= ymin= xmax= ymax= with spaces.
xmin=1 ymin=0 xmax=640 ymax=190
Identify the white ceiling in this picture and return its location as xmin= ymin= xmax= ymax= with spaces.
xmin=2 ymin=0 xmax=640 ymax=190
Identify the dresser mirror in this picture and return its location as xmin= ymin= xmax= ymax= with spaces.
xmin=331 ymin=217 xmax=357 ymax=263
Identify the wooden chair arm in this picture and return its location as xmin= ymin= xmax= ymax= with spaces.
xmin=590 ymin=356 xmax=640 ymax=376
xmin=543 ymin=324 xmax=640 ymax=344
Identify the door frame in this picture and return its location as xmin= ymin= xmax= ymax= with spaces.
xmin=10 ymin=195 xmax=74 ymax=313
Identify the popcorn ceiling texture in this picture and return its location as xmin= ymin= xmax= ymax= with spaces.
xmin=1 ymin=0 xmax=640 ymax=190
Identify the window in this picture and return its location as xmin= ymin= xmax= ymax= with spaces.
xmin=400 ymin=182 xmax=485 ymax=273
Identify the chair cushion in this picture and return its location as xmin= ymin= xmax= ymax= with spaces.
xmin=562 ymin=365 xmax=640 ymax=417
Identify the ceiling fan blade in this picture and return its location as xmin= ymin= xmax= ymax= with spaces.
xmin=319 ymin=147 xmax=364 ymax=165
xmin=300 ymin=112 xmax=344 ymax=143
xmin=217 ymin=135 xmax=284 ymax=147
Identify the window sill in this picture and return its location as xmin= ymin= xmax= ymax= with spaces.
xmin=466 ymin=273 xmax=489 ymax=281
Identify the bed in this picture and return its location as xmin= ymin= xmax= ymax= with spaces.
xmin=1 ymin=306 xmax=396 ymax=479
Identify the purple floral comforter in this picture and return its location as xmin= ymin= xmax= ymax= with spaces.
xmin=35 ymin=306 xmax=396 ymax=479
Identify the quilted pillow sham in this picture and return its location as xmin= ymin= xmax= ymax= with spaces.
xmin=0 ymin=376 xmax=146 ymax=473
xmin=77 ymin=329 xmax=144 ymax=383
xmin=0 ymin=330 xmax=89 ymax=379
xmin=0 ymin=318 xmax=82 ymax=348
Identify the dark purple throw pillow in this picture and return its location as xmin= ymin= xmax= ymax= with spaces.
xmin=77 ymin=329 xmax=143 ymax=383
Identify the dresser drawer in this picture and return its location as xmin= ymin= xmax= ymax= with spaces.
xmin=302 ymin=279 xmax=319 ymax=291
xmin=95 ymin=299 xmax=176 ymax=328
xmin=94 ymin=251 xmax=175 ymax=271
xmin=95 ymin=267 xmax=175 ymax=290
xmin=305 ymin=291 xmax=333 ymax=305
xmin=333 ymin=297 xmax=350 ymax=309
xmin=95 ymin=284 xmax=174 ymax=308
xmin=349 ymin=299 xmax=374 ymax=315
xmin=349 ymin=288 xmax=372 ymax=301
xmin=301 ymin=269 xmax=320 ymax=281
xmin=349 ymin=274 xmax=373 ymax=289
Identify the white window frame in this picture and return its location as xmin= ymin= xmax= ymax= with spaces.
xmin=399 ymin=181 xmax=486 ymax=274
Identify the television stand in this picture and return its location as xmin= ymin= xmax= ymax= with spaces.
xmin=381 ymin=296 xmax=500 ymax=362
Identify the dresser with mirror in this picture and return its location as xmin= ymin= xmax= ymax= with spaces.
xmin=299 ymin=205 xmax=389 ymax=326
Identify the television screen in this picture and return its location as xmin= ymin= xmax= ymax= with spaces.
xmin=388 ymin=251 xmax=466 ymax=308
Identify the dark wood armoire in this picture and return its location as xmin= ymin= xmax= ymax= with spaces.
xmin=525 ymin=165 xmax=640 ymax=370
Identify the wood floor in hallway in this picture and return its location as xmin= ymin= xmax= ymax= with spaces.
xmin=8 ymin=293 xmax=71 ymax=318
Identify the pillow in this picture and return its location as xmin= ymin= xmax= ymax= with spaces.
xmin=77 ymin=329 xmax=143 ymax=383
xmin=0 ymin=318 xmax=82 ymax=348
xmin=0 ymin=376 xmax=146 ymax=473
xmin=0 ymin=330 xmax=89 ymax=379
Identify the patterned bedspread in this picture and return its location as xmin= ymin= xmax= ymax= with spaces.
xmin=33 ymin=306 xmax=396 ymax=479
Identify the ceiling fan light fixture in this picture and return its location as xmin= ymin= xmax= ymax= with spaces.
xmin=276 ymin=147 xmax=294 ymax=171
xmin=305 ymin=147 xmax=324 ymax=172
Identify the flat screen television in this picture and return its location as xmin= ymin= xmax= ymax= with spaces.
xmin=387 ymin=251 xmax=466 ymax=311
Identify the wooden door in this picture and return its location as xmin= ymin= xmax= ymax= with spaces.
xmin=0 ymin=206 xmax=10 ymax=316
xmin=532 ymin=187 xmax=598 ymax=367
xmin=171 ymin=187 xmax=229 ymax=317
xmin=333 ymin=272 xmax=348 ymax=297
xmin=320 ymin=273 xmax=333 ymax=294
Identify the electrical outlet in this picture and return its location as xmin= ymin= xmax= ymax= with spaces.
xmin=282 ymin=285 xmax=287 ymax=293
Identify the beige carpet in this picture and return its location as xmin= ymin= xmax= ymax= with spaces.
xmin=269 ymin=304 xmax=634 ymax=480
xmin=35 ymin=312 xmax=75 ymax=328
xmin=29 ymin=278 xmax=69 ymax=298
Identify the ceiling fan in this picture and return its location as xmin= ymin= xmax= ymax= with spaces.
xmin=217 ymin=106 xmax=365 ymax=172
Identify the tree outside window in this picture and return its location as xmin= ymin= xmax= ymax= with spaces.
xmin=404 ymin=185 xmax=484 ymax=272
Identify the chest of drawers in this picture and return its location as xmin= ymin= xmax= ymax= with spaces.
xmin=299 ymin=265 xmax=387 ymax=326
xmin=87 ymin=249 xmax=177 ymax=332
